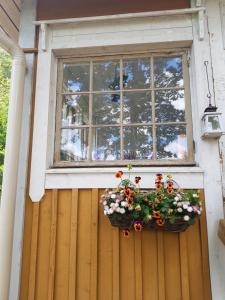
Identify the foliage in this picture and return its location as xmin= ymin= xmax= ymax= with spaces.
xmin=0 ymin=49 xmax=11 ymax=188
xmin=101 ymin=167 xmax=202 ymax=236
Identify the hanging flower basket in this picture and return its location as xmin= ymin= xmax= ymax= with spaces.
xmin=100 ymin=166 xmax=202 ymax=237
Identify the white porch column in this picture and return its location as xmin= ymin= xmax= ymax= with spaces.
xmin=0 ymin=30 xmax=26 ymax=300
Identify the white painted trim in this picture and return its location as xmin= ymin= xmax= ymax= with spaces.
xmin=0 ymin=30 xmax=26 ymax=300
xmin=9 ymin=2 xmax=37 ymax=299
xmin=45 ymin=167 xmax=204 ymax=189
xmin=34 ymin=8 xmax=205 ymax=26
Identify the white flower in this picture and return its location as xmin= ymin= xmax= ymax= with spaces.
xmin=187 ymin=207 xmax=193 ymax=212
xmin=177 ymin=208 xmax=183 ymax=213
xmin=174 ymin=196 xmax=179 ymax=201
xmin=197 ymin=210 xmax=201 ymax=215
xmin=104 ymin=210 xmax=108 ymax=215
xmin=173 ymin=201 xmax=177 ymax=206
xmin=110 ymin=203 xmax=115 ymax=207
xmin=120 ymin=208 xmax=126 ymax=214
xmin=128 ymin=206 xmax=134 ymax=211
xmin=121 ymin=201 xmax=127 ymax=207
xmin=183 ymin=204 xmax=188 ymax=210
xmin=109 ymin=191 xmax=112 ymax=195
xmin=184 ymin=215 xmax=190 ymax=221
xmin=116 ymin=199 xmax=120 ymax=203
xmin=104 ymin=205 xmax=109 ymax=211
xmin=177 ymin=202 xmax=182 ymax=207
xmin=116 ymin=207 xmax=121 ymax=213
xmin=109 ymin=208 xmax=114 ymax=214
xmin=103 ymin=201 xmax=107 ymax=205
xmin=111 ymin=194 xmax=116 ymax=199
xmin=114 ymin=203 xmax=119 ymax=208
xmin=193 ymin=194 xmax=199 ymax=198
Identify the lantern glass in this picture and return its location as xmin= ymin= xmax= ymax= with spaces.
xmin=207 ymin=115 xmax=221 ymax=131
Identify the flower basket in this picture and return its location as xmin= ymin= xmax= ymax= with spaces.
xmin=100 ymin=166 xmax=202 ymax=237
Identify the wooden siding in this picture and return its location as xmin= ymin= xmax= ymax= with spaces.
xmin=36 ymin=0 xmax=190 ymax=20
xmin=0 ymin=0 xmax=21 ymax=41
xmin=19 ymin=189 xmax=211 ymax=300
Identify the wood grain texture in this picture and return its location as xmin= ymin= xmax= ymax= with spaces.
xmin=19 ymin=189 xmax=211 ymax=300
xmin=0 ymin=0 xmax=20 ymax=41
xmin=37 ymin=0 xmax=190 ymax=20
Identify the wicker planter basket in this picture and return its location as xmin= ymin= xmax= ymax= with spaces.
xmin=108 ymin=215 xmax=189 ymax=232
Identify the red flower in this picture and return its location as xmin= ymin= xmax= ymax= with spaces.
xmin=134 ymin=222 xmax=143 ymax=232
xmin=124 ymin=188 xmax=131 ymax=196
xmin=123 ymin=229 xmax=130 ymax=237
xmin=115 ymin=170 xmax=123 ymax=178
xmin=156 ymin=173 xmax=163 ymax=181
xmin=153 ymin=211 xmax=161 ymax=219
xmin=156 ymin=219 xmax=165 ymax=226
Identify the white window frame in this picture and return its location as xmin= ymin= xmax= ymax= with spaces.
xmin=54 ymin=51 xmax=194 ymax=167
xmin=29 ymin=11 xmax=206 ymax=202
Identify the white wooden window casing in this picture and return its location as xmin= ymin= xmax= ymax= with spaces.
xmin=54 ymin=51 xmax=194 ymax=167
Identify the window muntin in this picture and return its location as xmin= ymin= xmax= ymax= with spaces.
xmin=55 ymin=52 xmax=193 ymax=166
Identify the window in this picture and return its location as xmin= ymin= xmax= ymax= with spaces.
xmin=54 ymin=52 xmax=193 ymax=166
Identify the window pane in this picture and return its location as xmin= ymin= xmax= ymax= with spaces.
xmin=123 ymin=92 xmax=152 ymax=124
xmin=156 ymin=125 xmax=187 ymax=159
xmin=93 ymin=94 xmax=120 ymax=125
xmin=60 ymin=129 xmax=88 ymax=161
xmin=61 ymin=95 xmax=89 ymax=126
xmin=63 ymin=62 xmax=89 ymax=92
xmin=92 ymin=127 xmax=120 ymax=160
xmin=154 ymin=56 xmax=183 ymax=88
xmin=155 ymin=89 xmax=185 ymax=122
xmin=93 ymin=60 xmax=120 ymax=91
xmin=123 ymin=126 xmax=153 ymax=160
xmin=123 ymin=58 xmax=150 ymax=89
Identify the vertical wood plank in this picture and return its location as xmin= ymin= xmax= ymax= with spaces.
xmin=112 ymin=228 xmax=120 ymax=300
xmin=134 ymin=232 xmax=143 ymax=300
xmin=157 ymin=231 xmax=165 ymax=300
xmin=68 ymin=189 xmax=79 ymax=300
xmin=28 ymin=202 xmax=40 ymax=300
xmin=199 ymin=191 xmax=212 ymax=300
xmin=90 ymin=189 xmax=99 ymax=300
xmin=47 ymin=190 xmax=58 ymax=300
xmin=179 ymin=232 xmax=190 ymax=300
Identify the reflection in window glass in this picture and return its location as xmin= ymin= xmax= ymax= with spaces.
xmin=61 ymin=95 xmax=89 ymax=126
xmin=93 ymin=60 xmax=120 ymax=91
xmin=123 ymin=58 xmax=150 ymax=89
xmin=123 ymin=92 xmax=152 ymax=124
xmin=63 ymin=63 xmax=89 ymax=92
xmin=155 ymin=90 xmax=185 ymax=122
xmin=93 ymin=94 xmax=120 ymax=125
xmin=57 ymin=53 xmax=192 ymax=164
xmin=60 ymin=129 xmax=88 ymax=161
xmin=92 ymin=127 xmax=120 ymax=160
xmin=154 ymin=57 xmax=183 ymax=88
xmin=124 ymin=126 xmax=153 ymax=160
xmin=156 ymin=125 xmax=187 ymax=159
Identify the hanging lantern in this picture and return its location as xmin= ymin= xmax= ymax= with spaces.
xmin=201 ymin=105 xmax=223 ymax=139
xmin=201 ymin=61 xmax=224 ymax=139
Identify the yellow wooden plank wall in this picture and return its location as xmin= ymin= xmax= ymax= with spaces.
xmin=0 ymin=0 xmax=21 ymax=41
xmin=19 ymin=189 xmax=212 ymax=300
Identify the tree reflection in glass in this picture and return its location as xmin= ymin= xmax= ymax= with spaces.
xmin=63 ymin=62 xmax=89 ymax=92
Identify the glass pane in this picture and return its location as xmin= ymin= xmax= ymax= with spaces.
xmin=123 ymin=92 xmax=152 ymax=124
xmin=154 ymin=56 xmax=183 ymax=88
xmin=92 ymin=127 xmax=120 ymax=160
xmin=63 ymin=62 xmax=89 ymax=92
xmin=123 ymin=126 xmax=153 ymax=160
xmin=60 ymin=129 xmax=88 ymax=161
xmin=208 ymin=116 xmax=221 ymax=130
xmin=156 ymin=125 xmax=187 ymax=159
xmin=93 ymin=60 xmax=120 ymax=91
xmin=61 ymin=95 xmax=89 ymax=126
xmin=155 ymin=89 xmax=185 ymax=122
xmin=93 ymin=94 xmax=120 ymax=125
xmin=123 ymin=58 xmax=150 ymax=89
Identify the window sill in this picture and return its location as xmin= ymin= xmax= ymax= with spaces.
xmin=45 ymin=166 xmax=204 ymax=189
